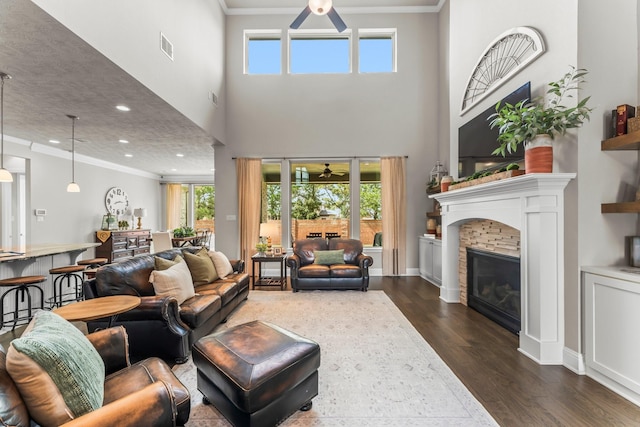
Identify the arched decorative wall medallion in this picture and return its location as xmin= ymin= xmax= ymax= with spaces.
xmin=460 ymin=27 xmax=545 ymax=116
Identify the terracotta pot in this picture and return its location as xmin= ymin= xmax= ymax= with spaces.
xmin=525 ymin=134 xmax=553 ymax=173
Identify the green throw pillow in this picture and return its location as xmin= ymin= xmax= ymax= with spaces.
xmin=8 ymin=311 xmax=105 ymax=423
xmin=184 ymin=248 xmax=219 ymax=285
xmin=314 ymin=249 xmax=345 ymax=265
xmin=155 ymin=254 xmax=183 ymax=271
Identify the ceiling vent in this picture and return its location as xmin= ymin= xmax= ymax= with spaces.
xmin=160 ymin=32 xmax=174 ymax=61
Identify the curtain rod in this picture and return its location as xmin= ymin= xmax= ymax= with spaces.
xmin=231 ymin=155 xmax=409 ymax=160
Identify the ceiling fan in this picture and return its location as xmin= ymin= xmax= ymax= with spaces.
xmin=319 ymin=163 xmax=345 ymax=178
xmin=290 ymin=0 xmax=347 ymax=33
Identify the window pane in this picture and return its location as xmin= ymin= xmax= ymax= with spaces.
xmin=247 ymin=39 xmax=281 ymax=74
xmin=359 ymin=37 xmax=393 ymax=73
xmin=290 ymin=38 xmax=350 ymax=74
xmin=360 ymin=161 xmax=381 ymax=247
xmin=261 ymin=163 xmax=282 ymax=247
xmin=290 ymin=162 xmax=350 ymax=241
xmin=194 ymin=185 xmax=215 ymax=237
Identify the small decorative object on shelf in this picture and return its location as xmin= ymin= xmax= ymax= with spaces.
xmin=616 ymin=104 xmax=636 ymax=136
xmin=428 ymin=161 xmax=448 ymax=192
xmin=629 ymin=236 xmax=640 ymax=267
xmin=440 ymin=176 xmax=453 ymax=192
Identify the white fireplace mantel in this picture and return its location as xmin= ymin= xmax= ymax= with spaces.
xmin=431 ymin=173 xmax=575 ymax=365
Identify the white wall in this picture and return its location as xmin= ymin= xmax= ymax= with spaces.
xmin=215 ymin=12 xmax=440 ymax=267
xmin=4 ymin=138 xmax=161 ymax=252
xmin=33 ymin=0 xmax=227 ymax=142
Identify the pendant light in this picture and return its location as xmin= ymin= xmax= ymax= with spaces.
xmin=66 ymin=114 xmax=80 ymax=192
xmin=0 ymin=72 xmax=13 ymax=183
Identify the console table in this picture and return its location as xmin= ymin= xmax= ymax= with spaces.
xmin=251 ymin=254 xmax=287 ymax=290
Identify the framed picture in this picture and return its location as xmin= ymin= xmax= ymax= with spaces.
xmin=273 ymin=247 xmax=283 ymax=256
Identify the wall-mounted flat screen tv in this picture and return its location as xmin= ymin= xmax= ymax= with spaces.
xmin=458 ymin=81 xmax=531 ymax=178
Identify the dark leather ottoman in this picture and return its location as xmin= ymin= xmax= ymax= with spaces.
xmin=193 ymin=320 xmax=320 ymax=427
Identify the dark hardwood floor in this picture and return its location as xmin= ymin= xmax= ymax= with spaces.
xmin=371 ymin=276 xmax=640 ymax=427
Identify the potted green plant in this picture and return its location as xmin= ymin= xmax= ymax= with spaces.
xmin=489 ymin=66 xmax=592 ymax=173
xmin=255 ymin=242 xmax=268 ymax=255
xmin=173 ymin=226 xmax=195 ymax=238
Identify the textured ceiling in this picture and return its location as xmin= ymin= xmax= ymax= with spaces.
xmin=0 ymin=0 xmax=215 ymax=178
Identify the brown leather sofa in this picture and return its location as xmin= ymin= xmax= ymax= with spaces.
xmin=286 ymin=238 xmax=373 ymax=292
xmin=0 ymin=326 xmax=190 ymax=427
xmin=83 ymin=247 xmax=250 ymax=364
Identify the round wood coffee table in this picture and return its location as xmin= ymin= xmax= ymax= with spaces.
xmin=54 ymin=295 xmax=141 ymax=326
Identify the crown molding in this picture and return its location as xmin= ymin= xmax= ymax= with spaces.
xmin=218 ymin=0 xmax=446 ymax=16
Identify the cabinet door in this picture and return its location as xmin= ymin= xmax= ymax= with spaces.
xmin=419 ymin=238 xmax=429 ymax=277
xmin=432 ymin=242 xmax=442 ymax=285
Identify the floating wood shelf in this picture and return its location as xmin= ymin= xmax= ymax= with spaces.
xmin=601 ymin=130 xmax=640 ymax=150
xmin=601 ymin=201 xmax=640 ymax=214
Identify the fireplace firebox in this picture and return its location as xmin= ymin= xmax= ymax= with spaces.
xmin=466 ymin=248 xmax=521 ymax=334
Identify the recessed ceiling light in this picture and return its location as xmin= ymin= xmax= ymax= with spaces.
xmin=119 ymin=139 xmax=129 ymax=144
xmin=116 ymin=105 xmax=130 ymax=112
xmin=171 ymin=168 xmax=177 ymax=171
xmin=124 ymin=154 xmax=133 ymax=158
xmin=49 ymin=139 xmax=60 ymax=144
xmin=176 ymin=153 xmax=184 ymax=157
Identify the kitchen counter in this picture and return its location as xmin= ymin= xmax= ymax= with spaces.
xmin=0 ymin=243 xmax=100 ymax=276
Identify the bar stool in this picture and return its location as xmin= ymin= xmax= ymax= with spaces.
xmin=48 ymin=265 xmax=86 ymax=308
xmin=77 ymin=257 xmax=108 ymax=281
xmin=0 ymin=275 xmax=46 ymax=330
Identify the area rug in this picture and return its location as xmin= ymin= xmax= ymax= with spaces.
xmin=174 ymin=290 xmax=498 ymax=426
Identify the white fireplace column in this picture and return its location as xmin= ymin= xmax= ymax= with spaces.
xmin=431 ymin=173 xmax=575 ymax=365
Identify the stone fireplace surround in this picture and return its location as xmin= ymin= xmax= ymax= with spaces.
xmin=431 ymin=173 xmax=575 ymax=365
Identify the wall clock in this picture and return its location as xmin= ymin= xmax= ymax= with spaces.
xmin=105 ymin=187 xmax=129 ymax=216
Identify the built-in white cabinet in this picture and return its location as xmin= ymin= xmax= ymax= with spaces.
xmin=582 ymin=267 xmax=640 ymax=406
xmin=419 ymin=236 xmax=441 ymax=286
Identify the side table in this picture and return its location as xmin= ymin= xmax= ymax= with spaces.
xmin=251 ymin=254 xmax=287 ymax=290
xmin=54 ymin=295 xmax=141 ymax=327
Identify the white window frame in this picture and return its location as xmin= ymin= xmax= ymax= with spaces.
xmin=243 ymin=29 xmax=283 ymax=75
xmin=287 ymin=29 xmax=353 ymax=74
xmin=357 ymin=28 xmax=397 ymax=73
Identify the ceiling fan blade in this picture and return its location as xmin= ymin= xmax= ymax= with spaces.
xmin=327 ymin=8 xmax=347 ymax=32
xmin=290 ymin=5 xmax=312 ymax=29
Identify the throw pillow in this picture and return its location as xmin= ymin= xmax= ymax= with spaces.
xmin=6 ymin=311 xmax=105 ymax=427
xmin=154 ymin=254 xmax=182 ymax=271
xmin=149 ymin=258 xmax=195 ymax=304
xmin=314 ymin=249 xmax=345 ymax=265
xmin=208 ymin=251 xmax=234 ymax=278
xmin=184 ymin=248 xmax=219 ymax=286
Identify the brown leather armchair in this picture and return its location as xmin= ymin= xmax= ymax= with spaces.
xmin=0 ymin=326 xmax=190 ymax=426
xmin=287 ymin=238 xmax=373 ymax=292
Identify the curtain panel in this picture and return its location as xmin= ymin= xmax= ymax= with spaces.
xmin=381 ymin=156 xmax=407 ymax=276
xmin=166 ymin=183 xmax=182 ymax=231
xmin=236 ymin=158 xmax=262 ymax=277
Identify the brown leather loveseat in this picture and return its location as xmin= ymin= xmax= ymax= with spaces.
xmin=286 ymin=238 xmax=373 ymax=292
xmin=83 ymin=247 xmax=249 ymax=364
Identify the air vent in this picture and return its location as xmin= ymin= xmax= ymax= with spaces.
xmin=160 ymin=32 xmax=174 ymax=61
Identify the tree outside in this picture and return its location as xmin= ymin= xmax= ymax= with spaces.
xmin=195 ymin=185 xmax=215 ymax=220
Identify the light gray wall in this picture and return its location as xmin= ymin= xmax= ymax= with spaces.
xmin=4 ymin=138 xmax=161 ymax=252
xmin=33 ymin=0 xmax=227 ymax=142
xmin=576 ymin=0 xmax=638 ymax=352
xmin=215 ymin=12 xmax=440 ymax=268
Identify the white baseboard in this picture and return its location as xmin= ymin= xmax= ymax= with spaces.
xmin=563 ymin=347 xmax=586 ymax=374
